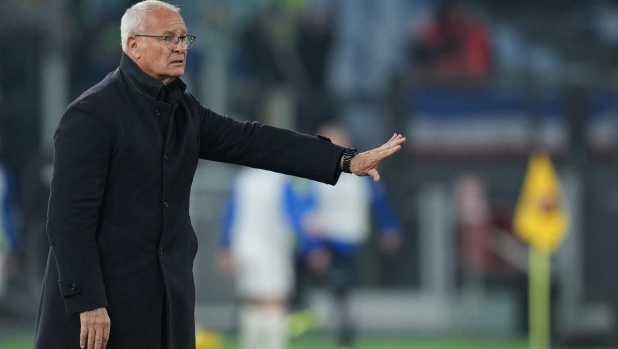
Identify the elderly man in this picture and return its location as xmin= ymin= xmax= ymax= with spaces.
xmin=33 ymin=1 xmax=405 ymax=349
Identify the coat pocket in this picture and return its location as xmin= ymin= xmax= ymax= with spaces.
xmin=96 ymin=220 xmax=119 ymax=270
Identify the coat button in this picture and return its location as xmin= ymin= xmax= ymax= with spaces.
xmin=154 ymin=109 xmax=161 ymax=117
xmin=163 ymin=202 xmax=169 ymax=208
xmin=159 ymin=248 xmax=163 ymax=256
xmin=70 ymin=282 xmax=77 ymax=291
xmin=164 ymin=154 xmax=169 ymax=161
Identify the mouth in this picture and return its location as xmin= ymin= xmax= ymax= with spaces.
xmin=170 ymin=59 xmax=184 ymax=65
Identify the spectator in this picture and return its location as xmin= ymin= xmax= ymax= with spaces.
xmin=413 ymin=0 xmax=492 ymax=83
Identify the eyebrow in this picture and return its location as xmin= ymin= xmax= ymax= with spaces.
xmin=162 ymin=29 xmax=188 ymax=36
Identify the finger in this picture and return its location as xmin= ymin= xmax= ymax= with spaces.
xmin=367 ymin=168 xmax=380 ymax=182
xmin=103 ymin=313 xmax=111 ymax=349
xmin=384 ymin=144 xmax=401 ymax=159
xmin=379 ymin=136 xmax=405 ymax=154
xmin=389 ymin=144 xmax=402 ymax=154
xmin=95 ymin=327 xmax=104 ymax=349
xmin=80 ymin=320 xmax=88 ymax=349
xmin=387 ymin=133 xmax=398 ymax=144
xmin=389 ymin=134 xmax=404 ymax=144
xmin=386 ymin=135 xmax=404 ymax=148
xmin=382 ymin=134 xmax=399 ymax=148
xmin=373 ymin=144 xmax=402 ymax=161
xmin=374 ymin=134 xmax=397 ymax=152
xmin=88 ymin=328 xmax=96 ymax=349
xmin=102 ymin=328 xmax=110 ymax=349
xmin=371 ymin=135 xmax=403 ymax=154
xmin=393 ymin=135 xmax=406 ymax=145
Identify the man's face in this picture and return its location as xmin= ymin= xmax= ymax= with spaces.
xmin=130 ymin=8 xmax=188 ymax=84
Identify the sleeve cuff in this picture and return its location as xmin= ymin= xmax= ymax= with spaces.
xmin=58 ymin=278 xmax=108 ymax=314
xmin=317 ymin=134 xmax=344 ymax=183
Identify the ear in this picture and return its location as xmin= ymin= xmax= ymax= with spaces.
xmin=126 ymin=36 xmax=141 ymax=59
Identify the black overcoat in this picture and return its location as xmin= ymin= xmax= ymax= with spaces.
xmin=34 ymin=56 xmax=344 ymax=349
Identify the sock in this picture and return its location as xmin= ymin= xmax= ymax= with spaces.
xmin=239 ymin=305 xmax=288 ymax=349
xmin=239 ymin=305 xmax=262 ymax=349
xmin=335 ymin=295 xmax=354 ymax=347
xmin=261 ymin=307 xmax=287 ymax=349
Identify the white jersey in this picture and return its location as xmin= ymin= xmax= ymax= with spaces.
xmin=230 ymin=168 xmax=293 ymax=254
xmin=227 ymin=168 xmax=294 ymax=299
xmin=315 ymin=175 xmax=371 ymax=243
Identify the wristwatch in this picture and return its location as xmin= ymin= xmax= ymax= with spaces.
xmin=341 ymin=148 xmax=358 ymax=173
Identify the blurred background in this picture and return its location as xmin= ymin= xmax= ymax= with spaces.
xmin=2 ymin=0 xmax=618 ymax=347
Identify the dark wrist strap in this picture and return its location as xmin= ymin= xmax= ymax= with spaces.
xmin=342 ymin=148 xmax=358 ymax=173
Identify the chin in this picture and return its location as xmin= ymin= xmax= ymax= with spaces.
xmin=169 ymin=67 xmax=185 ymax=78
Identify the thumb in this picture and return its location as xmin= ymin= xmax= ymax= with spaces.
xmin=367 ymin=168 xmax=380 ymax=182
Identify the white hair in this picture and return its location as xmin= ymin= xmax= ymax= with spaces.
xmin=120 ymin=0 xmax=180 ymax=53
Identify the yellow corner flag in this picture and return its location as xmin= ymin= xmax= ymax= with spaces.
xmin=513 ymin=152 xmax=570 ymax=253
xmin=513 ymin=152 xmax=570 ymax=349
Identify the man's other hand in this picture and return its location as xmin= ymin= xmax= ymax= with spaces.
xmin=217 ymin=250 xmax=236 ymax=275
xmin=349 ymin=134 xmax=406 ymax=181
xmin=307 ymin=247 xmax=333 ymax=275
xmin=79 ymin=307 xmax=110 ymax=349
xmin=378 ymin=230 xmax=403 ymax=255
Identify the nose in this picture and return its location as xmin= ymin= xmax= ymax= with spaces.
xmin=173 ymin=42 xmax=187 ymax=53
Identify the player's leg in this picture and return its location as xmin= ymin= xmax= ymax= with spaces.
xmin=237 ymin=249 xmax=292 ymax=349
xmin=288 ymin=253 xmax=321 ymax=337
xmin=239 ymin=303 xmax=264 ymax=349
xmin=329 ymin=252 xmax=356 ymax=348
xmin=259 ymin=301 xmax=288 ymax=349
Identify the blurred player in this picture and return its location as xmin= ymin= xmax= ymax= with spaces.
xmin=218 ymin=167 xmax=294 ymax=349
xmin=285 ymin=123 xmax=403 ymax=349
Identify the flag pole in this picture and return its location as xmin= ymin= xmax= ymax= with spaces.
xmin=529 ymin=246 xmax=551 ymax=349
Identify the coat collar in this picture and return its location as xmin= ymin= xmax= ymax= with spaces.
xmin=119 ymin=53 xmax=186 ymax=103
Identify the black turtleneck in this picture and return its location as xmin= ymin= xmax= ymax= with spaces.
xmin=118 ymin=53 xmax=186 ymax=138
xmin=118 ymin=53 xmax=185 ymax=103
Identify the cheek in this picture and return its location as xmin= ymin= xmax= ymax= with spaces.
xmin=159 ymin=57 xmax=169 ymax=70
xmin=158 ymin=61 xmax=172 ymax=74
xmin=150 ymin=50 xmax=168 ymax=70
xmin=147 ymin=54 xmax=161 ymax=69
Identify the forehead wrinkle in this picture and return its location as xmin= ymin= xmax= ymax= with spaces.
xmin=162 ymin=29 xmax=188 ymax=36
xmin=144 ymin=9 xmax=186 ymax=35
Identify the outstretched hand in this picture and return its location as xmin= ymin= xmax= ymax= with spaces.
xmin=348 ymin=134 xmax=406 ymax=181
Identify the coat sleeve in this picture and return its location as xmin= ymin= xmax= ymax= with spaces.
xmin=197 ymin=106 xmax=344 ymax=185
xmin=47 ymin=100 xmax=111 ymax=314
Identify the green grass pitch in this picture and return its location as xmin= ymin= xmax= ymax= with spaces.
xmin=3 ymin=335 xmax=614 ymax=349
